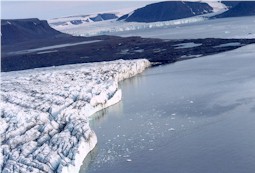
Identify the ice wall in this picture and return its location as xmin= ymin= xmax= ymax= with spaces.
xmin=0 ymin=59 xmax=150 ymax=173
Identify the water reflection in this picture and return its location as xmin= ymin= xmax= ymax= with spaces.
xmin=89 ymin=101 xmax=123 ymax=124
xmin=82 ymin=50 xmax=255 ymax=173
xmin=79 ymin=146 xmax=99 ymax=173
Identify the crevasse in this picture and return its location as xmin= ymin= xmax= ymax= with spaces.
xmin=0 ymin=59 xmax=150 ymax=173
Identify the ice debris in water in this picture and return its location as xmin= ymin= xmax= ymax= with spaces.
xmin=0 ymin=59 xmax=150 ymax=173
xmin=168 ymin=128 xmax=175 ymax=131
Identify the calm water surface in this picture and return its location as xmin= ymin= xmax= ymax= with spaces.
xmin=80 ymin=52 xmax=255 ymax=173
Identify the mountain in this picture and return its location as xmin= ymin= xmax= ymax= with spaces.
xmin=221 ymin=1 xmax=240 ymax=9
xmin=215 ymin=1 xmax=255 ymax=18
xmin=49 ymin=13 xmax=119 ymax=27
xmin=90 ymin=13 xmax=118 ymax=21
xmin=118 ymin=1 xmax=214 ymax=23
xmin=1 ymin=18 xmax=68 ymax=45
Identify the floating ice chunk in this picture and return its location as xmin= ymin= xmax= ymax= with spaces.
xmin=168 ymin=128 xmax=175 ymax=131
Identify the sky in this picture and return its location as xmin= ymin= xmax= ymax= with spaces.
xmin=1 ymin=1 xmax=154 ymax=20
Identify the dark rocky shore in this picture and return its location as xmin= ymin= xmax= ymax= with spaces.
xmin=2 ymin=18 xmax=255 ymax=72
xmin=2 ymin=36 xmax=255 ymax=72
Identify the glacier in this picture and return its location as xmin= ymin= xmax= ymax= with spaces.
xmin=0 ymin=59 xmax=150 ymax=173
xmin=50 ymin=16 xmax=207 ymax=37
xmin=49 ymin=1 xmax=227 ymax=37
xmin=51 ymin=16 xmax=255 ymax=39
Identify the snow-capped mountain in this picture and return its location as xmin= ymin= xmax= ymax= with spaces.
xmin=215 ymin=1 xmax=255 ymax=18
xmin=1 ymin=18 xmax=68 ymax=45
xmin=49 ymin=1 xmax=228 ymax=33
xmin=47 ymin=1 xmax=254 ymax=38
xmin=117 ymin=1 xmax=215 ymax=22
xmin=49 ymin=13 xmax=120 ymax=28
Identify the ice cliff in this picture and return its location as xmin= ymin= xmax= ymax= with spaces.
xmin=0 ymin=59 xmax=150 ymax=173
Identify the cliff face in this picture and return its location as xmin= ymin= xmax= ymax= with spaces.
xmin=118 ymin=1 xmax=213 ymax=23
xmin=1 ymin=18 xmax=69 ymax=45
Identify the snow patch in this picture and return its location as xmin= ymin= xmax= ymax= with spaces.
xmin=37 ymin=50 xmax=58 ymax=54
xmin=214 ymin=42 xmax=241 ymax=48
xmin=9 ymin=40 xmax=101 ymax=55
xmin=174 ymin=42 xmax=202 ymax=49
xmin=204 ymin=1 xmax=227 ymax=12
xmin=180 ymin=54 xmax=202 ymax=59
